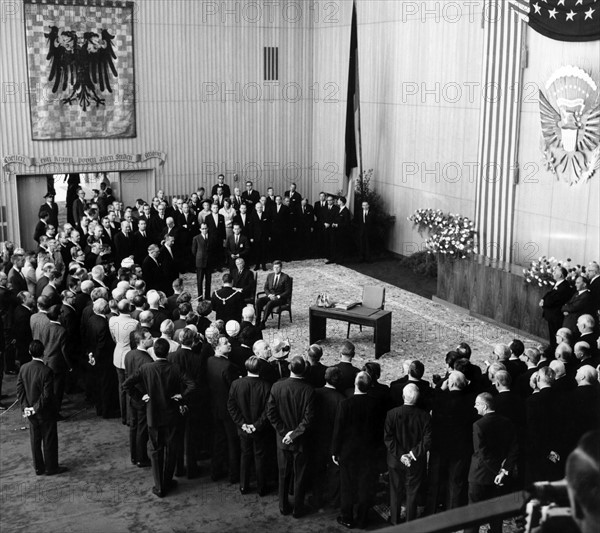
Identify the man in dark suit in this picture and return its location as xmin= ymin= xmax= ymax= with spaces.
xmin=562 ymin=275 xmax=593 ymax=336
xmin=39 ymin=192 xmax=59 ymax=228
xmin=205 ymin=203 xmax=226 ymax=241
xmin=313 ymin=192 xmax=328 ymax=257
xmin=241 ymin=180 xmax=261 ymax=209
xmin=33 ymin=212 xmax=49 ymax=244
xmin=149 ymin=203 xmax=168 ymax=243
xmin=356 ymin=200 xmax=375 ymax=262
xmin=211 ymin=273 xmax=244 ymax=324
xmin=284 ymin=183 xmax=302 ymax=211
xmin=304 ymin=343 xmax=328 ymax=388
xmin=7 ymin=254 xmax=28 ymax=297
xmin=17 ymin=340 xmax=67 ymax=475
xmin=232 ymin=203 xmax=251 ymax=237
xmin=465 ymin=393 xmax=519 ymax=533
xmin=295 ymin=198 xmax=314 ymax=260
xmin=40 ymin=269 xmax=62 ymax=309
xmin=321 ymin=195 xmax=339 ymax=262
xmin=310 ymin=366 xmax=344 ymax=508
xmin=270 ymin=196 xmax=290 ymax=262
xmin=267 ymin=356 xmax=315 ymax=517
xmin=329 ymin=196 xmax=352 ymax=264
xmin=159 ymin=235 xmax=178 ymax=295
xmin=167 ymin=328 xmax=203 ymax=478
xmin=191 ymin=223 xmax=212 ymax=300
xmin=59 ymin=290 xmax=80 ymax=390
xmin=14 ymin=291 xmax=34 ymax=367
xmin=587 ymin=261 xmax=600 ymax=323
xmin=211 ymin=174 xmax=231 ymax=198
xmin=87 ymin=298 xmax=119 ymax=418
xmin=132 ymin=219 xmax=152 ymax=266
xmin=525 ymin=367 xmax=562 ymax=484
xmin=385 ymin=384 xmax=432 ymax=524
xmin=72 ymin=188 xmax=87 ymax=227
xmin=176 ymin=202 xmax=198 ymax=271
xmin=332 ymin=371 xmax=381 ymax=529
xmin=225 ymin=224 xmax=250 ymax=273
xmin=426 ymin=371 xmax=476 ymax=514
xmin=331 ymin=341 xmax=360 ymax=395
xmin=232 ymin=258 xmax=255 ymax=302
xmin=113 ymin=220 xmax=134 ymax=265
xmin=391 ymin=360 xmax=433 ymax=411
xmin=255 ymin=260 xmax=291 ymax=329
xmin=540 ymin=266 xmax=574 ymax=345
xmin=249 ymin=202 xmax=270 ymax=271
xmin=227 ymin=356 xmax=273 ymax=495
xmin=123 ymin=337 xmax=195 ymax=497
xmin=142 ymin=245 xmax=165 ymax=294
xmin=564 ymin=366 xmax=600 ymax=458
xmin=206 ymin=336 xmax=241 ymax=483
xmin=124 ymin=328 xmax=154 ymax=467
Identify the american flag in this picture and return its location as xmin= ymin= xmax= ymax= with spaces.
xmin=509 ymin=0 xmax=600 ymax=41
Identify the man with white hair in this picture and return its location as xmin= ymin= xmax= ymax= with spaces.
xmin=109 ymin=299 xmax=139 ymax=425
xmin=577 ymin=314 xmax=599 ymax=359
xmin=142 ymin=245 xmax=164 ymax=294
xmin=525 ymin=366 xmax=561 ymax=483
xmin=253 ymin=339 xmax=277 ymax=384
xmin=385 ymin=383 xmax=432 ymax=523
xmin=114 ymin=220 xmax=134 ymax=265
xmin=147 ymin=290 xmax=167 ymax=336
xmin=240 ymin=305 xmax=262 ymax=346
xmin=90 ymin=265 xmax=108 ymax=289
xmin=575 ymin=341 xmax=599 ymax=370
xmin=206 ymin=336 xmax=241 ymax=483
xmin=566 ymin=366 xmax=600 ymax=454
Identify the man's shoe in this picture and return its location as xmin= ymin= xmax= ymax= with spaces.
xmin=35 ymin=469 xmax=45 ymax=476
xmin=137 ymin=461 xmax=151 ymax=468
xmin=152 ymin=487 xmax=164 ymax=498
xmin=292 ymin=507 xmax=307 ymax=519
xmin=258 ymin=487 xmax=269 ymax=497
xmin=239 ymin=486 xmax=249 ymax=495
xmin=253 ymin=266 xmax=260 ymax=271
xmin=55 ymin=414 xmax=66 ymax=421
xmin=46 ymin=466 xmax=68 ymax=476
xmin=174 ymin=467 xmax=186 ymax=477
xmin=336 ymin=516 xmax=354 ymax=529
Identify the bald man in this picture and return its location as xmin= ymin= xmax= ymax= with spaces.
xmin=384 ymin=383 xmax=432 ymax=523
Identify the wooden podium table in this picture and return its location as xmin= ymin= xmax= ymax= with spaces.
xmin=309 ymin=305 xmax=392 ymax=359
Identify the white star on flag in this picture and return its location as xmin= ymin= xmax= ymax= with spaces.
xmin=576 ymin=0 xmax=584 ymax=5
xmin=557 ymin=0 xmax=565 ymax=6
xmin=566 ymin=10 xmax=576 ymax=20
xmin=548 ymin=7 xmax=558 ymax=18
xmin=585 ymin=7 xmax=595 ymax=19
xmin=533 ymin=2 xmax=541 ymax=14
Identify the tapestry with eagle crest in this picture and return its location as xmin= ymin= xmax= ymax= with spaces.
xmin=24 ymin=0 xmax=136 ymax=140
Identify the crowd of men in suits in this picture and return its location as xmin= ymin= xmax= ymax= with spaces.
xmin=0 ymin=176 xmax=599 ymax=530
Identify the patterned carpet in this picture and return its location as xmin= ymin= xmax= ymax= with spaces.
xmin=189 ymin=258 xmax=539 ymax=384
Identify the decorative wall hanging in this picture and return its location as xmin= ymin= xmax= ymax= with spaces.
xmin=24 ymin=0 xmax=136 ymax=140
xmin=539 ymin=65 xmax=600 ymax=185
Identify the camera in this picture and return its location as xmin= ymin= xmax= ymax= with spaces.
xmin=522 ymin=480 xmax=579 ymax=533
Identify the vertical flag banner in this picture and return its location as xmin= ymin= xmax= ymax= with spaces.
xmin=344 ymin=0 xmax=361 ymax=212
xmin=24 ymin=0 xmax=136 ymax=140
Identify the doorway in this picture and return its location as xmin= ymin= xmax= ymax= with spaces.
xmin=16 ymin=169 xmax=155 ymax=251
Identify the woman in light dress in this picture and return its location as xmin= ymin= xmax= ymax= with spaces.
xmin=219 ymin=197 xmax=236 ymax=239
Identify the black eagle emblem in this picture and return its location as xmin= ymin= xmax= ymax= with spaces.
xmin=44 ymin=26 xmax=118 ymax=111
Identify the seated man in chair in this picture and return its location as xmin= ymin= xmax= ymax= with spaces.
xmin=256 ymin=260 xmax=291 ymax=330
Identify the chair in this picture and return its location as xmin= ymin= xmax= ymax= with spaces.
xmin=256 ymin=277 xmax=293 ymax=329
xmin=347 ymin=285 xmax=385 ymax=338
xmin=243 ymin=271 xmax=258 ymax=306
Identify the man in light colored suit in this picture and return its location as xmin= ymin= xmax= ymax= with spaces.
xmin=109 ymin=299 xmax=140 ymax=425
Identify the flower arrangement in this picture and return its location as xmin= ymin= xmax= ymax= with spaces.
xmin=523 ymin=256 xmax=588 ymax=287
xmin=408 ymin=209 xmax=476 ymax=258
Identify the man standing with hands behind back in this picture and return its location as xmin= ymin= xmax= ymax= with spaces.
xmin=17 ymin=340 xmax=68 ymax=476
